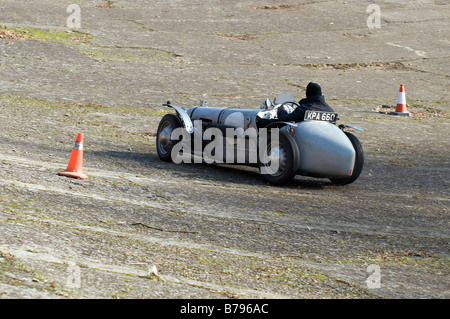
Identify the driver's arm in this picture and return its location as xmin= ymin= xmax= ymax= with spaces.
xmin=277 ymin=106 xmax=305 ymax=122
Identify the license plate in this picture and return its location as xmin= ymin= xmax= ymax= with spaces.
xmin=304 ymin=110 xmax=338 ymax=122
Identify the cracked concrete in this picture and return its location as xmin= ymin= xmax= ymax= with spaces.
xmin=0 ymin=0 xmax=448 ymax=300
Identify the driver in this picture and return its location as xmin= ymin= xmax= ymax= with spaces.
xmin=277 ymin=82 xmax=334 ymax=122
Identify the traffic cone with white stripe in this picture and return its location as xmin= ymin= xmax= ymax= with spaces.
xmin=58 ymin=133 xmax=88 ymax=179
xmin=390 ymin=84 xmax=410 ymax=116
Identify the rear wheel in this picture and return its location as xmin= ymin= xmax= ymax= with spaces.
xmin=259 ymin=131 xmax=300 ymax=186
xmin=330 ymin=132 xmax=364 ymax=185
xmin=156 ymin=114 xmax=182 ymax=162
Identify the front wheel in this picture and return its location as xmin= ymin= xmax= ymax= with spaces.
xmin=329 ymin=132 xmax=364 ymax=185
xmin=259 ymin=131 xmax=300 ymax=186
xmin=156 ymin=114 xmax=182 ymax=162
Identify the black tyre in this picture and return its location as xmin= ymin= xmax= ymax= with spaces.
xmin=156 ymin=114 xmax=182 ymax=162
xmin=259 ymin=130 xmax=300 ymax=186
xmin=330 ymin=132 xmax=364 ymax=185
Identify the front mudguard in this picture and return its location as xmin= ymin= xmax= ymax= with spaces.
xmin=163 ymin=102 xmax=194 ymax=134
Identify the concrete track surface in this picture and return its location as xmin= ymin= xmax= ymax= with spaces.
xmin=0 ymin=0 xmax=448 ymax=299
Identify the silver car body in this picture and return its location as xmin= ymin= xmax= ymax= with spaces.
xmin=291 ymin=121 xmax=355 ymax=178
xmin=166 ymin=104 xmax=355 ymax=179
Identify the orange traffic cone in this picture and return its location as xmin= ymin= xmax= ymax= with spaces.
xmin=58 ymin=133 xmax=88 ymax=179
xmin=390 ymin=84 xmax=410 ymax=116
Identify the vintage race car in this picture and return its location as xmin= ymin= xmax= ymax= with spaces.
xmin=156 ymin=94 xmax=364 ymax=185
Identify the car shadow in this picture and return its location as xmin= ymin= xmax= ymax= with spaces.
xmin=88 ymin=150 xmax=331 ymax=190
